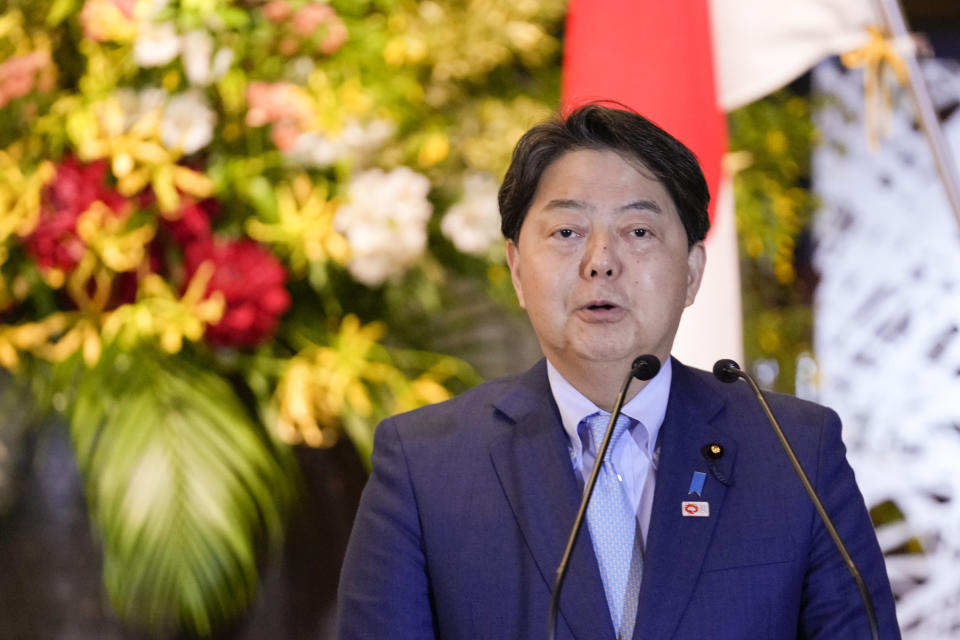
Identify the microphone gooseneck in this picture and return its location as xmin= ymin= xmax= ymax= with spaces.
xmin=712 ymin=359 xmax=880 ymax=640
xmin=546 ymin=354 xmax=661 ymax=640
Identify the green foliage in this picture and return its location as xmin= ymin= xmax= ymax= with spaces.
xmin=729 ymin=89 xmax=819 ymax=392
xmin=70 ymin=346 xmax=295 ymax=635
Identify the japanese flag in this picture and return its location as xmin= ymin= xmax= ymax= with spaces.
xmin=562 ymin=0 xmax=878 ymax=369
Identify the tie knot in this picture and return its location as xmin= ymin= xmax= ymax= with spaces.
xmin=583 ymin=412 xmax=634 ymax=460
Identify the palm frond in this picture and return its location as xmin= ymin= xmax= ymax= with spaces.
xmin=70 ymin=347 xmax=295 ymax=636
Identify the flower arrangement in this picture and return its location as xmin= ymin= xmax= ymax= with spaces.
xmin=728 ymin=90 xmax=820 ymax=391
xmin=0 ymin=0 xmax=564 ymax=634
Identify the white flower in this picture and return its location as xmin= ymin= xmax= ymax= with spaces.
xmin=111 ymin=87 xmax=167 ymax=131
xmin=113 ymin=87 xmax=140 ymax=119
xmin=288 ymin=56 xmax=315 ymax=84
xmin=136 ymin=0 xmax=169 ymax=19
xmin=161 ymin=89 xmax=216 ymax=154
xmin=285 ymin=131 xmax=343 ymax=168
xmin=334 ymin=167 xmax=433 ymax=286
xmin=340 ymin=118 xmax=395 ymax=157
xmin=134 ymin=20 xmax=180 ymax=67
xmin=441 ymin=173 xmax=502 ymax=256
xmin=137 ymin=86 xmax=167 ymax=112
xmin=180 ymin=30 xmax=233 ymax=87
xmin=284 ymin=119 xmax=396 ymax=169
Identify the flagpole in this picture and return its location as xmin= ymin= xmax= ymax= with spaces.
xmin=873 ymin=0 xmax=960 ymax=233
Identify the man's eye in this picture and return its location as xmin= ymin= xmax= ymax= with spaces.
xmin=557 ymin=229 xmax=575 ymax=238
xmin=632 ymin=228 xmax=648 ymax=238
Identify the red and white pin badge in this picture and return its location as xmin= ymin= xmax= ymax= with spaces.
xmin=681 ymin=501 xmax=709 ymax=517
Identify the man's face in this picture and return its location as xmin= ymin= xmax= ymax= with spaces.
xmin=506 ymin=148 xmax=705 ymax=378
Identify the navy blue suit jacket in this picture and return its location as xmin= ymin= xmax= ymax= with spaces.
xmin=337 ymin=359 xmax=899 ymax=639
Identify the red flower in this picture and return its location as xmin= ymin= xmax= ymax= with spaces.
xmin=25 ymin=157 xmax=128 ymax=272
xmin=162 ymin=197 xmax=216 ymax=246
xmin=185 ymin=239 xmax=291 ymax=347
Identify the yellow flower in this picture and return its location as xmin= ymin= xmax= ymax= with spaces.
xmin=773 ymin=259 xmax=796 ymax=285
xmin=42 ymin=268 xmax=66 ymax=290
xmin=76 ymin=201 xmax=156 ymax=273
xmin=0 ymin=148 xmax=55 ymax=244
xmin=72 ymin=97 xmax=213 ymax=212
xmin=417 ymin=132 xmax=449 ymax=167
xmin=390 ymin=374 xmax=451 ymax=414
xmin=765 ymin=130 xmax=787 ymax=155
xmin=745 ymin=235 xmax=764 ymax=259
xmin=245 ymin=174 xmax=349 ymax=272
xmin=383 ymin=36 xmax=427 ymax=66
xmin=63 ymin=253 xmax=114 ymax=312
xmin=271 ymin=317 xmax=468 ymax=455
xmin=0 ymin=311 xmax=103 ymax=368
xmin=51 ymin=197 xmax=157 ymax=317
xmin=0 ymin=317 xmax=60 ymax=369
xmin=272 ymin=315 xmax=387 ymax=448
xmin=0 ymin=11 xmax=24 ymax=41
xmin=760 ymin=328 xmax=782 ymax=355
xmin=101 ymin=262 xmax=225 ymax=354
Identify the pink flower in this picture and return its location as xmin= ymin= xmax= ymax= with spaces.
xmin=245 ymin=82 xmax=315 ymax=151
xmin=79 ymin=0 xmax=136 ymax=43
xmin=318 ymin=14 xmax=348 ymax=55
xmin=184 ymin=239 xmax=291 ymax=347
xmin=262 ymin=2 xmax=348 ymax=56
xmin=290 ymin=3 xmax=335 ymax=36
xmin=0 ymin=51 xmax=54 ymax=108
xmin=262 ymin=0 xmax=292 ymax=22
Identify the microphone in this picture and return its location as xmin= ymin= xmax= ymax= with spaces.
xmin=547 ymin=354 xmax=660 ymax=640
xmin=712 ymin=359 xmax=879 ymax=640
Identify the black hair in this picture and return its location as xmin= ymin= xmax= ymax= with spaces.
xmin=498 ymin=103 xmax=710 ymax=247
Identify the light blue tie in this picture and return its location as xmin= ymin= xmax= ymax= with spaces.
xmin=583 ymin=412 xmax=642 ymax=640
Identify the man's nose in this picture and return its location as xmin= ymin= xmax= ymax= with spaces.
xmin=582 ymin=233 xmax=619 ymax=279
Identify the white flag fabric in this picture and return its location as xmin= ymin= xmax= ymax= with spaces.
xmin=672 ymin=177 xmax=744 ymax=368
xmin=710 ymin=0 xmax=880 ymax=110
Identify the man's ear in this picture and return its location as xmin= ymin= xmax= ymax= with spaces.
xmin=505 ymin=239 xmax=526 ymax=308
xmin=684 ymin=241 xmax=706 ymax=307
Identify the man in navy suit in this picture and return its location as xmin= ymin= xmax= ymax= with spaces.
xmin=336 ymin=104 xmax=900 ymax=639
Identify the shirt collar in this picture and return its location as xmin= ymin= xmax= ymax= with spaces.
xmin=546 ymin=357 xmax=672 ymax=461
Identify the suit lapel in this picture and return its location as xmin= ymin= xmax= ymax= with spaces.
xmin=634 ymin=360 xmax=739 ymax=640
xmin=488 ymin=360 xmax=614 ymax=640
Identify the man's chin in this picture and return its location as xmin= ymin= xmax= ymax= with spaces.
xmin=571 ymin=343 xmax=650 ymax=368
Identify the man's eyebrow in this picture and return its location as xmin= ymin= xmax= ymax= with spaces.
xmin=542 ymin=198 xmax=587 ymax=210
xmin=540 ymin=199 xmax=663 ymax=212
xmin=621 ymin=199 xmax=662 ymax=213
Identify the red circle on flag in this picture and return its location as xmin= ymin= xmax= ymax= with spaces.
xmin=684 ymin=503 xmax=699 ymax=515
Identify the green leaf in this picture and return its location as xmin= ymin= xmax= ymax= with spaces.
xmin=70 ymin=347 xmax=295 ymax=636
xmin=46 ymin=0 xmax=81 ymax=27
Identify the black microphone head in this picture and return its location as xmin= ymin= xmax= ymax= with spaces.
xmin=630 ymin=355 xmax=661 ymax=381
xmin=713 ymin=359 xmax=742 ymax=384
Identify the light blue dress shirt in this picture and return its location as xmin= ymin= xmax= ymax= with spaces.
xmin=546 ymin=358 xmax=672 ymax=546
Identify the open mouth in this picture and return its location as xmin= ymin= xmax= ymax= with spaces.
xmin=578 ymin=301 xmax=624 ymax=322
xmin=584 ymin=301 xmax=619 ymax=311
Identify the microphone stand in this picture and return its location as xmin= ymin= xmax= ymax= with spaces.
xmin=713 ymin=359 xmax=880 ymax=640
xmin=546 ymin=355 xmax=660 ymax=640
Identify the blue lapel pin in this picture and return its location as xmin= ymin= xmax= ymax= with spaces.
xmin=688 ymin=471 xmax=707 ymax=496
